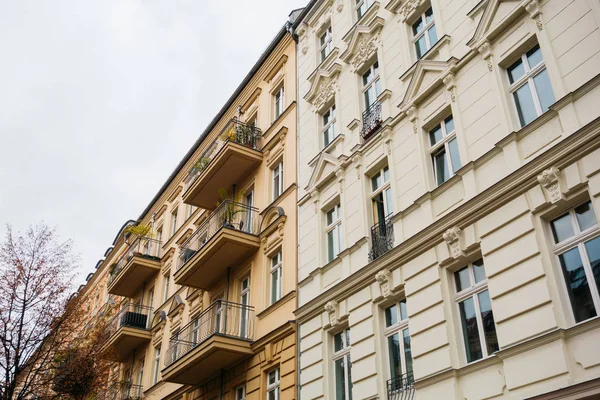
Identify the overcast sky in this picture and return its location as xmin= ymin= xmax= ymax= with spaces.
xmin=0 ymin=0 xmax=305 ymax=285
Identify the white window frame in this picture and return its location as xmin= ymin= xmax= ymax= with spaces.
xmin=235 ymin=385 xmax=246 ymax=400
xmin=370 ymin=166 xmax=393 ymax=222
xmin=362 ymin=60 xmax=381 ymax=110
xmin=411 ymin=7 xmax=437 ymax=59
xmin=326 ymin=204 xmax=342 ymax=262
xmin=170 ymin=208 xmax=178 ymax=236
xmin=355 ymin=0 xmax=374 ymax=20
xmin=163 ymin=273 xmax=170 ymax=303
xmin=137 ymin=358 xmax=144 ymax=386
xmin=429 ymin=115 xmax=460 ymax=186
xmin=332 ymin=328 xmax=352 ymax=400
xmin=152 ymin=347 xmax=161 ymax=385
xmin=186 ymin=204 xmax=195 ymax=219
xmin=155 ymin=226 xmax=163 ymax=257
xmin=383 ymin=300 xmax=413 ymax=383
xmin=272 ymin=162 xmax=284 ymax=200
xmin=319 ymin=24 xmax=333 ymax=62
xmin=322 ymin=104 xmax=337 ymax=148
xmin=240 ymin=276 xmax=251 ymax=337
xmin=273 ymin=86 xmax=285 ymax=120
xmin=506 ymin=44 xmax=553 ymax=127
xmin=270 ymin=251 xmax=283 ymax=305
xmin=267 ymin=368 xmax=280 ymax=400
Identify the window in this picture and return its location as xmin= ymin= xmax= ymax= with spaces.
xmin=240 ymin=276 xmax=250 ymax=337
xmin=326 ymin=204 xmax=342 ymax=262
xmin=267 ymin=369 xmax=280 ymax=400
xmin=152 ymin=347 xmax=161 ymax=384
xmin=186 ymin=204 xmax=195 ymax=219
xmin=235 ymin=385 xmax=246 ymax=400
xmin=384 ymin=300 xmax=413 ymax=388
xmin=163 ymin=273 xmax=170 ymax=303
xmin=355 ymin=0 xmax=374 ymax=19
xmin=244 ymin=191 xmax=254 ymax=233
xmin=147 ymin=288 xmax=154 ymax=309
xmin=270 ymin=251 xmax=283 ymax=305
xmin=371 ymin=166 xmax=392 ymax=224
xmin=170 ymin=208 xmax=178 ymax=236
xmin=272 ymin=162 xmax=284 ymax=200
xmin=362 ymin=60 xmax=381 ymax=110
xmin=333 ymin=328 xmax=352 ymax=400
xmin=550 ymin=201 xmax=600 ymax=323
xmin=322 ymin=104 xmax=337 ymax=147
xmin=454 ymin=259 xmax=499 ymax=363
xmin=155 ymin=226 xmax=163 ymax=257
xmin=412 ymin=7 xmax=437 ymax=59
xmin=274 ymin=86 xmax=285 ymax=120
xmin=137 ymin=359 xmax=144 ymax=385
xmin=507 ymin=44 xmax=555 ymax=127
xmin=319 ymin=24 xmax=333 ymax=62
xmin=429 ymin=115 xmax=461 ymax=186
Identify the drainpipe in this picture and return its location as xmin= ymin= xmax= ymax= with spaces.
xmin=219 ymin=369 xmax=225 ymax=400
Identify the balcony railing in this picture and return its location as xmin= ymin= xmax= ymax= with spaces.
xmin=360 ymin=100 xmax=383 ymax=142
xmin=103 ymin=304 xmax=152 ymax=341
xmin=184 ymin=119 xmax=261 ymax=193
xmin=177 ymin=200 xmax=260 ymax=270
xmin=165 ymin=300 xmax=255 ymax=367
xmin=368 ymin=217 xmax=394 ymax=262
xmin=387 ymin=373 xmax=415 ymax=400
xmin=108 ymin=236 xmax=161 ymax=284
xmin=95 ymin=381 xmax=143 ymax=400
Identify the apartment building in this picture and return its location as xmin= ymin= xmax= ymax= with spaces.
xmin=294 ymin=0 xmax=600 ymax=399
xmin=79 ymin=21 xmax=299 ymax=400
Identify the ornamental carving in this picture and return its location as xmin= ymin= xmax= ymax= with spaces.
xmin=443 ymin=74 xmax=456 ymax=102
xmin=375 ymin=268 xmax=392 ymax=298
xmin=352 ymin=36 xmax=379 ymax=71
xmin=443 ymin=226 xmax=463 ymax=259
xmin=537 ymin=167 xmax=564 ymax=204
xmin=325 ymin=300 xmax=339 ymax=327
xmin=399 ymin=0 xmax=425 ymax=21
xmin=478 ymin=42 xmax=493 ymax=71
xmin=313 ymin=79 xmax=337 ymax=110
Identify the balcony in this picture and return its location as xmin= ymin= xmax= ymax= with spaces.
xmin=174 ymin=200 xmax=260 ymax=290
xmin=368 ymin=217 xmax=394 ymax=262
xmin=183 ymin=119 xmax=262 ymax=210
xmin=107 ymin=236 xmax=162 ymax=298
xmin=95 ymin=382 xmax=143 ymax=400
xmin=162 ymin=300 xmax=254 ymax=385
xmin=387 ymin=373 xmax=415 ymax=400
xmin=361 ymin=100 xmax=383 ymax=143
xmin=101 ymin=304 xmax=152 ymax=362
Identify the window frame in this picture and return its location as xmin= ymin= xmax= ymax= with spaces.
xmin=428 ymin=115 xmax=460 ymax=186
xmin=266 ymin=368 xmax=280 ymax=400
xmin=272 ymin=162 xmax=284 ymax=200
xmin=355 ymin=0 xmax=374 ymax=20
xmin=170 ymin=208 xmax=178 ymax=236
xmin=269 ymin=251 xmax=283 ymax=305
xmin=326 ymin=204 xmax=343 ymax=262
xmin=383 ymin=299 xmax=413 ymax=383
xmin=370 ymin=165 xmax=393 ymax=222
xmin=319 ymin=24 xmax=333 ymax=62
xmin=411 ymin=7 xmax=437 ymax=59
xmin=273 ymin=86 xmax=285 ymax=121
xmin=235 ymin=385 xmax=246 ymax=400
xmin=322 ymin=104 xmax=337 ymax=148
xmin=152 ymin=346 xmax=161 ymax=385
xmin=362 ymin=60 xmax=381 ymax=110
xmin=332 ymin=327 xmax=353 ymax=400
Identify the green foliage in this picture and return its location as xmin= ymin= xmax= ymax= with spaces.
xmin=194 ymin=155 xmax=212 ymax=172
xmin=123 ymin=224 xmax=151 ymax=238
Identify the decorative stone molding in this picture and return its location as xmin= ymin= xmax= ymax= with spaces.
xmin=375 ymin=268 xmax=392 ymax=298
xmin=313 ymin=79 xmax=337 ymax=111
xmin=352 ymin=36 xmax=379 ymax=71
xmin=443 ymin=74 xmax=457 ymax=103
xmin=406 ymin=106 xmax=418 ymax=133
xmin=477 ymin=42 xmax=493 ymax=71
xmin=336 ymin=0 xmax=344 ymax=12
xmin=382 ymin=127 xmax=393 ymax=155
xmin=324 ymin=300 xmax=339 ymax=327
xmin=399 ymin=0 xmax=426 ymax=22
xmin=352 ymin=155 xmax=363 ymax=180
xmin=525 ymin=0 xmax=543 ymax=30
xmin=443 ymin=226 xmax=464 ymax=259
xmin=537 ymin=167 xmax=564 ymax=204
xmin=335 ymin=168 xmax=345 ymax=193
xmin=311 ymin=190 xmax=320 ymax=214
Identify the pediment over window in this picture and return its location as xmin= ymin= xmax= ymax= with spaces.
xmin=340 ymin=10 xmax=384 ymax=72
xmin=306 ymin=152 xmax=345 ymax=191
xmin=304 ymin=62 xmax=342 ymax=110
xmin=304 ymin=0 xmax=334 ymax=28
xmin=167 ymin=294 xmax=184 ymax=316
xmin=385 ymin=0 xmax=429 ymax=22
xmin=467 ymin=0 xmax=528 ymax=47
xmin=398 ymin=59 xmax=457 ymax=109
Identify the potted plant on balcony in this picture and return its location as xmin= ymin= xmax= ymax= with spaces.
xmin=217 ymin=188 xmax=246 ymax=230
xmin=108 ymin=263 xmax=118 ymax=277
xmin=193 ymin=155 xmax=212 ymax=172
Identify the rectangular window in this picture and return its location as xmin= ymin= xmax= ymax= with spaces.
xmin=326 ymin=204 xmax=342 ymax=262
xmin=412 ymin=7 xmax=437 ymax=59
xmin=152 ymin=347 xmax=161 ymax=385
xmin=371 ymin=166 xmax=393 ymax=224
xmin=163 ymin=273 xmax=170 ymax=303
xmin=274 ymin=86 xmax=285 ymax=120
xmin=322 ymin=104 xmax=337 ymax=147
xmin=507 ymin=44 xmax=555 ymax=127
xmin=384 ymin=300 xmax=413 ymax=389
xmin=267 ymin=369 xmax=280 ymax=400
xmin=319 ymin=24 xmax=333 ymax=62
xmin=270 ymin=251 xmax=283 ymax=305
xmin=186 ymin=204 xmax=195 ymax=219
xmin=454 ymin=259 xmax=499 ymax=363
xmin=550 ymin=201 xmax=600 ymax=323
xmin=429 ymin=115 xmax=461 ymax=186
xmin=155 ymin=227 xmax=163 ymax=257
xmin=362 ymin=60 xmax=381 ymax=110
xmin=240 ymin=277 xmax=251 ymax=337
xmin=355 ymin=0 xmax=374 ymax=19
xmin=272 ymin=162 xmax=284 ymax=200
xmin=170 ymin=208 xmax=178 ymax=236
xmin=236 ymin=385 xmax=246 ymax=400
xmin=333 ymin=328 xmax=352 ymax=400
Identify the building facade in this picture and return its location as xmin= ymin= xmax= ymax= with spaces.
xmin=78 ymin=22 xmax=299 ymax=400
xmin=294 ymin=0 xmax=600 ymax=399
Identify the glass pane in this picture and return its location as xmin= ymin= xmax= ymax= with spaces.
xmin=357 ymin=2 xmax=366 ymax=19
xmin=533 ymin=69 xmax=555 ymax=112
xmin=559 ymin=247 xmax=597 ymax=323
xmin=383 ymin=166 xmax=390 ymax=182
xmin=327 ymin=209 xmax=335 ymax=225
xmin=402 ymin=329 xmax=414 ymax=381
xmin=477 ymin=290 xmax=499 ymax=355
xmin=335 ymin=358 xmax=346 ymax=400
xmin=576 ymin=202 xmax=597 ymax=232
xmin=334 ymin=332 xmax=344 ymax=352
xmin=473 ymin=259 xmax=486 ymax=283
xmin=526 ymin=44 xmax=542 ymax=68
xmin=507 ymin=58 xmax=525 ymax=84
xmin=514 ymin=82 xmax=538 ymax=127
xmin=373 ymin=60 xmax=379 ymax=75
xmin=429 ymin=125 xmax=443 ymax=146
xmin=448 ymin=138 xmax=462 ymax=174
xmin=371 ymin=172 xmax=382 ymax=191
xmin=271 ymin=271 xmax=278 ymax=303
xmin=425 ymin=7 xmax=434 ymax=23
xmin=374 ymin=78 xmax=381 ymax=97
xmin=362 ymin=68 xmax=372 ymax=86
xmin=455 ymin=267 xmax=471 ymax=292
xmin=444 ymin=115 xmax=455 ymax=134
xmin=387 ymin=333 xmax=402 ymax=380
xmin=412 ymin=16 xmax=423 ymax=35
xmin=415 ymin=35 xmax=427 ymax=59
xmin=399 ymin=299 xmax=408 ymax=320
xmin=427 ymin=24 xmax=438 ymax=46
xmin=459 ymin=297 xmax=483 ymax=362
xmin=268 ymin=391 xmax=276 ymax=400
xmin=584 ymin=236 xmax=600 ymax=308
xmin=385 ymin=188 xmax=393 ymax=216
xmin=385 ymin=304 xmax=398 ymax=327
xmin=550 ymin=213 xmax=575 ymax=243
xmin=434 ymin=149 xmax=449 ymax=185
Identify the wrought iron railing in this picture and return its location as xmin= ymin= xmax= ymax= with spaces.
xmin=164 ymin=300 xmax=254 ymax=367
xmin=95 ymin=381 xmax=143 ymax=400
xmin=103 ymin=304 xmax=152 ymax=342
xmin=177 ymin=200 xmax=259 ymax=270
xmin=368 ymin=217 xmax=394 ymax=262
xmin=387 ymin=373 xmax=415 ymax=400
xmin=360 ymin=100 xmax=383 ymax=142
xmin=184 ymin=118 xmax=262 ymax=192
xmin=108 ymin=236 xmax=161 ymax=284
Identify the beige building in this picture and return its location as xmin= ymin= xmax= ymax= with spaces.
xmin=293 ymin=0 xmax=600 ymax=399
xmin=82 ymin=19 xmax=300 ymax=400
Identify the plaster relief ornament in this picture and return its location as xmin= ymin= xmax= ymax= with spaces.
xmin=313 ymin=80 xmax=337 ymax=110
xmin=375 ymin=268 xmax=392 ymax=298
xmin=399 ymin=0 xmax=425 ymax=21
xmin=325 ymin=300 xmax=339 ymax=327
xmin=336 ymin=0 xmax=344 ymax=12
xmin=477 ymin=42 xmax=493 ymax=72
xmin=353 ymin=36 xmax=378 ymax=71
xmin=537 ymin=167 xmax=564 ymax=204
xmin=443 ymin=74 xmax=456 ymax=103
xmin=443 ymin=226 xmax=463 ymax=259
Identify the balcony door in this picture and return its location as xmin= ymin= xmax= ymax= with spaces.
xmin=240 ymin=277 xmax=250 ymax=338
xmin=244 ymin=191 xmax=254 ymax=234
xmin=211 ymin=295 xmax=224 ymax=335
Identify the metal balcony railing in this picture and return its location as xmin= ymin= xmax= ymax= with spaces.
xmin=387 ymin=373 xmax=415 ymax=400
xmin=368 ymin=217 xmax=394 ymax=262
xmin=177 ymin=200 xmax=260 ymax=270
xmin=165 ymin=300 xmax=255 ymax=367
xmin=103 ymin=304 xmax=152 ymax=342
xmin=95 ymin=381 xmax=143 ymax=400
xmin=184 ymin=118 xmax=262 ymax=192
xmin=108 ymin=236 xmax=161 ymax=284
xmin=360 ymin=100 xmax=383 ymax=142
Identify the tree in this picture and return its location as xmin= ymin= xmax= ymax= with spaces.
xmin=0 ymin=223 xmax=111 ymax=400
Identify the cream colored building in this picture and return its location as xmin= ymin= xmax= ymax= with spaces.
xmin=80 ymin=20 xmax=300 ymax=400
xmin=293 ymin=0 xmax=600 ymax=399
